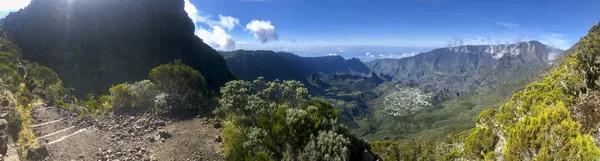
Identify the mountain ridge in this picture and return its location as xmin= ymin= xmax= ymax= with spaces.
xmin=365 ymin=40 xmax=564 ymax=94
xmin=220 ymin=50 xmax=371 ymax=82
xmin=0 ymin=0 xmax=236 ymax=96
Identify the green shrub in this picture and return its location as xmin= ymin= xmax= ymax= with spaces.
xmin=109 ymin=84 xmax=132 ymax=111
xmin=153 ymin=92 xmax=183 ymax=111
xmin=150 ymin=60 xmax=207 ymax=111
xmin=215 ymin=78 xmax=374 ymax=160
xmin=24 ymin=63 xmax=62 ymax=96
xmin=7 ymin=111 xmax=22 ymax=141
xmin=127 ymin=80 xmax=158 ymax=109
xmin=371 ymin=140 xmax=400 ymax=161
xmin=464 ymin=127 xmax=497 ymax=159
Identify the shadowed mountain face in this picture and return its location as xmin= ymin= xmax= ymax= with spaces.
xmin=220 ymin=50 xmax=371 ymax=82
xmin=365 ymin=41 xmax=564 ymax=94
xmin=0 ymin=0 xmax=236 ymax=96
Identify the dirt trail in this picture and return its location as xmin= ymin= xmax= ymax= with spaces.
xmin=28 ymin=104 xmax=224 ymax=161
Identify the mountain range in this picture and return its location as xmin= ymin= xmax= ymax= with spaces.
xmin=220 ymin=40 xmax=566 ymax=143
xmin=220 ymin=50 xmax=370 ymax=82
xmin=366 ymin=40 xmax=564 ymax=94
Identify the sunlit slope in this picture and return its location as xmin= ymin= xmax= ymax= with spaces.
xmin=372 ymin=22 xmax=600 ymax=160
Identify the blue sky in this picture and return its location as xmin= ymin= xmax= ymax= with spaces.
xmin=1 ymin=0 xmax=600 ymax=60
xmin=184 ymin=0 xmax=600 ymax=59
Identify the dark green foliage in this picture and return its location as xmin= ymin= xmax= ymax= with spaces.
xmin=24 ymin=63 xmax=66 ymax=105
xmin=7 ymin=110 xmax=22 ymax=141
xmin=215 ymin=78 xmax=375 ymax=161
xmin=464 ymin=127 xmax=496 ymax=159
xmin=1 ymin=0 xmax=236 ymax=97
xmin=371 ymin=140 xmax=400 ymax=161
xmin=150 ymin=60 xmax=207 ymax=111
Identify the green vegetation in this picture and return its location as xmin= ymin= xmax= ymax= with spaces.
xmin=109 ymin=84 xmax=132 ymax=111
xmin=370 ymin=22 xmax=600 ymax=160
xmin=0 ymin=26 xmax=70 ymax=158
xmin=150 ymin=60 xmax=208 ymax=111
xmin=215 ymin=78 xmax=375 ymax=160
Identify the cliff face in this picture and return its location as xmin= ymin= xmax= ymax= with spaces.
xmin=1 ymin=0 xmax=236 ymax=96
xmin=366 ymin=41 xmax=564 ymax=93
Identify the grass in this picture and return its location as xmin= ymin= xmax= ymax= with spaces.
xmin=14 ymin=83 xmax=38 ymax=158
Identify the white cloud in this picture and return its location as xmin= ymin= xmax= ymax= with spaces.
xmin=540 ymin=33 xmax=569 ymax=50
xmin=184 ymin=0 xmax=236 ymax=50
xmin=337 ymin=47 xmax=345 ymax=52
xmin=196 ymin=26 xmax=236 ymax=50
xmin=366 ymin=52 xmax=374 ymax=58
xmin=496 ymin=21 xmax=520 ymax=29
xmin=378 ymin=52 xmax=419 ymax=59
xmin=218 ymin=15 xmax=239 ymax=30
xmin=0 ymin=0 xmax=30 ymax=11
xmin=326 ymin=53 xmax=337 ymax=56
xmin=246 ymin=20 xmax=279 ymax=43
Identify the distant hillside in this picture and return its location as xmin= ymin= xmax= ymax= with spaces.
xmin=220 ymin=50 xmax=370 ymax=82
xmin=371 ymin=21 xmax=600 ymax=161
xmin=1 ymin=0 xmax=236 ymax=96
xmin=366 ymin=41 xmax=564 ymax=94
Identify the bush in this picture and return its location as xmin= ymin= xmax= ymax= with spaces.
xmin=109 ymin=84 xmax=132 ymax=111
xmin=24 ymin=63 xmax=62 ymax=96
xmin=127 ymin=80 xmax=158 ymax=109
xmin=7 ymin=110 xmax=22 ymax=141
xmin=371 ymin=140 xmax=400 ymax=161
xmin=297 ymin=130 xmax=349 ymax=161
xmin=150 ymin=60 xmax=207 ymax=111
xmin=154 ymin=92 xmax=183 ymax=111
xmin=215 ymin=78 xmax=374 ymax=160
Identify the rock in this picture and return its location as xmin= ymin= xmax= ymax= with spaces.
xmin=1 ymin=100 xmax=8 ymax=107
xmin=156 ymin=129 xmax=171 ymax=139
xmin=214 ymin=136 xmax=222 ymax=143
xmin=0 ymin=135 xmax=7 ymax=156
xmin=213 ymin=121 xmax=221 ymax=129
xmin=0 ymin=119 xmax=7 ymax=131
xmin=154 ymin=121 xmax=166 ymax=127
xmin=0 ymin=113 xmax=8 ymax=119
xmin=26 ymin=143 xmax=49 ymax=161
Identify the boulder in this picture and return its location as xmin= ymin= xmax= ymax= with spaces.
xmin=213 ymin=121 xmax=221 ymax=129
xmin=0 ymin=135 xmax=7 ymax=156
xmin=0 ymin=119 xmax=7 ymax=131
xmin=155 ymin=129 xmax=171 ymax=140
xmin=26 ymin=143 xmax=49 ymax=161
xmin=214 ymin=136 xmax=222 ymax=143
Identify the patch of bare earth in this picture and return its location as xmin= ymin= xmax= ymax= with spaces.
xmin=154 ymin=118 xmax=224 ymax=161
xmin=28 ymin=104 xmax=223 ymax=161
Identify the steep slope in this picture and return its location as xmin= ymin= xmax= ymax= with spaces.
xmin=366 ymin=41 xmax=563 ymax=94
xmin=372 ymin=22 xmax=600 ymax=161
xmin=220 ymin=50 xmax=370 ymax=82
xmin=1 ymin=0 xmax=236 ymax=96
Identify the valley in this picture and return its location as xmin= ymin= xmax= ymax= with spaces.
xmin=220 ymin=41 xmax=564 ymax=143
xmin=0 ymin=0 xmax=598 ymax=160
